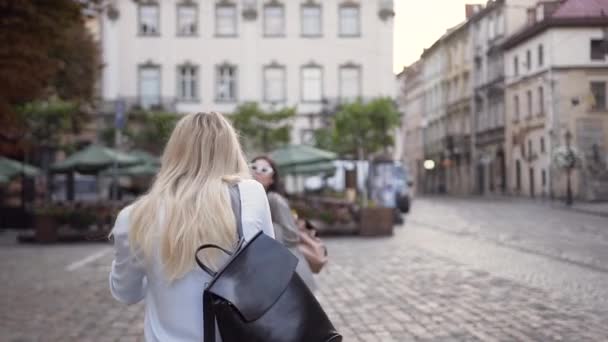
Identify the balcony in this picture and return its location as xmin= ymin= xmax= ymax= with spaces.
xmin=98 ymin=97 xmax=178 ymax=116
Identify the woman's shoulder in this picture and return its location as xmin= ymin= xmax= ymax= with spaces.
xmin=267 ymin=191 xmax=288 ymax=208
xmin=237 ymin=179 xmax=266 ymax=196
xmin=112 ymin=204 xmax=136 ymax=236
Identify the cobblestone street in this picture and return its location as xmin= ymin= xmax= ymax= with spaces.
xmin=2 ymin=197 xmax=608 ymax=341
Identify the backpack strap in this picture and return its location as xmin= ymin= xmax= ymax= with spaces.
xmin=203 ymin=291 xmax=215 ymax=342
xmin=228 ymin=183 xmax=243 ymax=239
xmin=201 ymin=183 xmax=241 ymax=342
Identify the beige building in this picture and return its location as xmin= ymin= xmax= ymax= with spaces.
xmin=469 ymin=0 xmax=536 ymax=195
xmin=504 ymin=0 xmax=608 ymax=200
xmin=442 ymin=21 xmax=474 ymax=195
xmin=396 ymin=60 xmax=425 ymax=195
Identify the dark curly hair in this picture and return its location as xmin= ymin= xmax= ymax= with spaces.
xmin=251 ymin=155 xmax=285 ymax=195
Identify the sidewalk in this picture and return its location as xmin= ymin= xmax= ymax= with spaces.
xmin=420 ymin=193 xmax=608 ymax=218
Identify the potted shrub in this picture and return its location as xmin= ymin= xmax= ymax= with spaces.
xmin=32 ymin=205 xmax=68 ymax=243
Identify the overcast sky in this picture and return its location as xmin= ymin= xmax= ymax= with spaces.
xmin=393 ymin=0 xmax=485 ymax=73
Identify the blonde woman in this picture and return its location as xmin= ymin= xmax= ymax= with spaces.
xmin=109 ymin=112 xmax=274 ymax=341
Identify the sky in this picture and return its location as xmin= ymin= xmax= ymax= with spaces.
xmin=393 ymin=0 xmax=485 ymax=73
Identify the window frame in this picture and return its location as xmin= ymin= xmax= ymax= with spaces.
xmin=176 ymin=63 xmax=199 ymax=102
xmin=138 ymin=3 xmax=161 ymax=37
xmin=338 ymin=3 xmax=361 ymax=38
xmin=590 ymin=81 xmax=607 ymax=111
xmin=300 ymin=64 xmax=324 ymax=103
xmin=138 ymin=64 xmax=162 ymax=109
xmin=215 ymin=63 xmax=238 ymax=103
xmin=301 ymin=3 xmax=322 ymax=38
xmin=513 ymin=94 xmax=520 ymax=122
xmin=526 ymin=90 xmax=533 ymax=119
xmin=591 ymin=39 xmax=605 ymax=61
xmin=263 ymin=3 xmax=286 ymax=37
xmin=338 ymin=64 xmax=362 ymax=102
xmin=538 ymin=86 xmax=544 ymax=116
xmin=176 ymin=3 xmax=198 ymax=37
xmin=263 ymin=64 xmax=287 ymax=103
xmin=215 ymin=3 xmax=238 ymax=37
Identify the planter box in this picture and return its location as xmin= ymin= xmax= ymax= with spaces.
xmin=359 ymin=207 xmax=394 ymax=236
xmin=34 ymin=214 xmax=58 ymax=243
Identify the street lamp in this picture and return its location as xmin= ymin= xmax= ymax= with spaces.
xmin=564 ymin=130 xmax=575 ymax=206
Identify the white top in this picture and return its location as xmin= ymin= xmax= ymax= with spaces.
xmin=109 ymin=180 xmax=274 ymax=342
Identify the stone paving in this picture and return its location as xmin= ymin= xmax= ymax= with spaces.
xmin=2 ymin=198 xmax=608 ymax=341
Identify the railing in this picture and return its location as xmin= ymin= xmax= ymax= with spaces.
xmin=98 ymin=97 xmax=178 ymax=115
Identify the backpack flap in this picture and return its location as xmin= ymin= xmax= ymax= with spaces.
xmin=206 ymin=231 xmax=298 ymax=322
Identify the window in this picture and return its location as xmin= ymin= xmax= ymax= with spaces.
xmin=264 ymin=66 xmax=286 ymax=102
xmin=526 ymin=50 xmax=531 ymax=71
xmin=538 ymin=44 xmax=544 ymax=67
xmin=301 ymin=66 xmax=322 ymax=102
xmin=591 ymin=40 xmax=605 ymax=60
xmin=339 ymin=65 xmax=361 ymax=101
xmin=514 ymin=95 xmax=520 ymax=121
xmin=591 ymin=81 xmax=607 ymax=110
xmin=264 ymin=4 xmax=285 ymax=37
xmin=515 ymin=160 xmax=521 ymax=190
xmin=540 ymin=137 xmax=545 ymax=153
xmin=301 ymin=4 xmax=322 ymax=37
xmin=139 ymin=65 xmax=161 ymax=108
xmin=177 ymin=4 xmax=197 ymax=36
xmin=216 ymin=64 xmax=237 ymax=102
xmin=487 ymin=15 xmax=494 ymax=40
xmin=526 ymin=90 xmax=533 ymax=118
xmin=339 ymin=4 xmax=360 ymax=37
xmin=177 ymin=64 xmax=198 ymax=101
xmin=528 ymin=139 xmax=533 ymax=156
xmin=216 ymin=4 xmax=237 ymax=36
xmin=542 ymin=169 xmax=546 ymax=187
xmin=495 ymin=11 xmax=504 ymax=36
xmin=514 ymin=56 xmax=519 ymax=76
xmin=139 ymin=4 xmax=160 ymax=35
xmin=538 ymin=86 xmax=544 ymax=115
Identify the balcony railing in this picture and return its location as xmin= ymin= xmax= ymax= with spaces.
xmin=98 ymin=97 xmax=178 ymax=115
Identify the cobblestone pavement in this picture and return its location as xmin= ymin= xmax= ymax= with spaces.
xmin=2 ymin=198 xmax=608 ymax=341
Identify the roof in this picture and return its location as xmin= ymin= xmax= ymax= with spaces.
xmin=552 ymin=0 xmax=608 ymax=18
xmin=503 ymin=0 xmax=608 ymax=49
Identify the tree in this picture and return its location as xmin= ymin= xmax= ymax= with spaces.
xmin=0 ymin=0 xmax=99 ymax=143
xmin=230 ymin=103 xmax=296 ymax=153
xmin=315 ymin=98 xmax=400 ymax=159
xmin=131 ymin=111 xmax=180 ymax=154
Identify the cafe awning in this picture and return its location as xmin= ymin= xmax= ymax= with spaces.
xmin=51 ymin=145 xmax=139 ymax=174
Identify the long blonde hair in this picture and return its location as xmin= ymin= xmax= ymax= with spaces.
xmin=128 ymin=112 xmax=250 ymax=281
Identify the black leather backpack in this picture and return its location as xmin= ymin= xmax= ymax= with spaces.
xmin=195 ymin=184 xmax=342 ymax=342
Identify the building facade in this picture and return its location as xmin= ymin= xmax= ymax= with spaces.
xmin=469 ymin=0 xmax=535 ymax=195
xmin=504 ymin=0 xmax=608 ymax=200
xmin=396 ymin=60 xmax=425 ymax=195
xmin=99 ymin=0 xmax=395 ymax=145
xmin=442 ymin=22 xmax=474 ymax=195
xmin=421 ymin=37 xmax=447 ymax=193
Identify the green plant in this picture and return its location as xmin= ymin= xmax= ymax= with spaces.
xmin=230 ymin=102 xmax=295 ymax=153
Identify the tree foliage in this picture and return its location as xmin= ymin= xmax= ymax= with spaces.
xmin=315 ymin=98 xmax=400 ymax=158
xmin=132 ymin=112 xmax=180 ymax=154
xmin=0 ymin=0 xmax=99 ymax=142
xmin=230 ymin=102 xmax=296 ymax=153
xmin=17 ymin=99 xmax=79 ymax=148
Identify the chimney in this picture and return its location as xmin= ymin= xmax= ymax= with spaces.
xmin=465 ymin=4 xmax=483 ymax=19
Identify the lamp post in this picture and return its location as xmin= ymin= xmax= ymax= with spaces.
xmin=564 ymin=130 xmax=575 ymax=206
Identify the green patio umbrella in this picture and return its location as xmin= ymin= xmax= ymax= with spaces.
xmin=0 ymin=157 xmax=40 ymax=181
xmin=270 ymin=145 xmax=337 ymax=168
xmin=0 ymin=174 xmax=10 ymax=184
xmin=101 ymin=162 xmax=159 ymax=177
xmin=51 ymin=144 xmax=139 ymax=174
xmin=281 ymin=161 xmax=336 ymax=175
xmin=130 ymin=150 xmax=160 ymax=165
